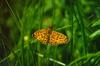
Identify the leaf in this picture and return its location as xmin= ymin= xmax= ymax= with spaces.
xmin=89 ymin=29 xmax=100 ymax=40
xmin=91 ymin=20 xmax=100 ymax=27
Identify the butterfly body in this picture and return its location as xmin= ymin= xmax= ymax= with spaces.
xmin=33 ymin=28 xmax=68 ymax=45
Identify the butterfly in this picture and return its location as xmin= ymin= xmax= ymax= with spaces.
xmin=32 ymin=28 xmax=69 ymax=45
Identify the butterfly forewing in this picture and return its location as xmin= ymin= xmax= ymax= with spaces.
xmin=49 ymin=31 xmax=68 ymax=45
xmin=33 ymin=29 xmax=49 ymax=44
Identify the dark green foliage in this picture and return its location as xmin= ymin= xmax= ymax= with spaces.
xmin=0 ymin=0 xmax=100 ymax=66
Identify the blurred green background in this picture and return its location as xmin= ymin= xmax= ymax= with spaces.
xmin=0 ymin=0 xmax=100 ymax=66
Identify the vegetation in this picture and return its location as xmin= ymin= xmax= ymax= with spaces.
xmin=0 ymin=0 xmax=100 ymax=66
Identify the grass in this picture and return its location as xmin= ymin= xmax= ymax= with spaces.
xmin=0 ymin=0 xmax=100 ymax=66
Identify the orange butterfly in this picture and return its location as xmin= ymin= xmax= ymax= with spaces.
xmin=32 ymin=28 xmax=69 ymax=45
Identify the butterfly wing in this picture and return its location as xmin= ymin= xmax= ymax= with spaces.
xmin=33 ymin=29 xmax=69 ymax=45
xmin=49 ymin=31 xmax=68 ymax=45
xmin=33 ymin=29 xmax=49 ymax=44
